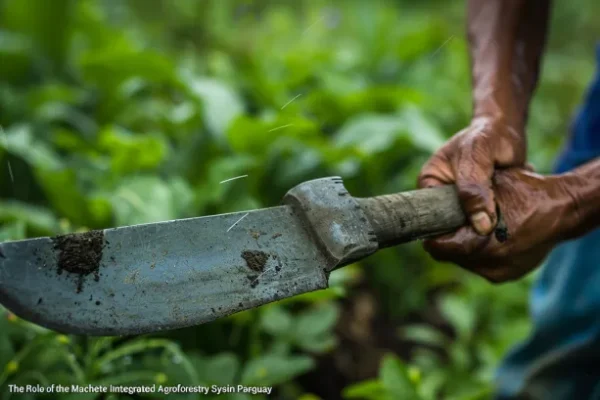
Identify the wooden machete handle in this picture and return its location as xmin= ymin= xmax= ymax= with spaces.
xmin=356 ymin=185 xmax=508 ymax=249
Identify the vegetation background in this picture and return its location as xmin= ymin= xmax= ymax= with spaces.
xmin=0 ymin=0 xmax=598 ymax=399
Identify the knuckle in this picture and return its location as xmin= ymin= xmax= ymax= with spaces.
xmin=418 ymin=154 xmax=454 ymax=188
xmin=470 ymin=132 xmax=489 ymax=149
xmin=417 ymin=171 xmax=432 ymax=187
xmin=460 ymin=130 xmax=489 ymax=151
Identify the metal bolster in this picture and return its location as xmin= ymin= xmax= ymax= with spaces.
xmin=282 ymin=176 xmax=378 ymax=271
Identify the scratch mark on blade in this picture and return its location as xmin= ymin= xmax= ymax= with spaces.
xmin=227 ymin=213 xmax=249 ymax=232
xmin=250 ymin=254 xmax=286 ymax=287
xmin=250 ymin=264 xmax=274 ymax=287
xmin=219 ymin=175 xmax=248 ymax=184
xmin=281 ymin=94 xmax=302 ymax=110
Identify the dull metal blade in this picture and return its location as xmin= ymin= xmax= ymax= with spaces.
xmin=0 ymin=205 xmax=330 ymax=336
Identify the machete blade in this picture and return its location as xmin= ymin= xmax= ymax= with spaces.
xmin=0 ymin=205 xmax=330 ymax=335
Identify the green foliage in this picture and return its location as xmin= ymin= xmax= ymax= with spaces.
xmin=343 ymin=354 xmax=421 ymax=400
xmin=0 ymin=0 xmax=598 ymax=399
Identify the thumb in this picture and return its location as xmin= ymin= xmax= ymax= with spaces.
xmin=454 ymin=145 xmax=497 ymax=236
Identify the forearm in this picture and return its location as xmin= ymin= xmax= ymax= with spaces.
xmin=561 ymin=157 xmax=600 ymax=240
xmin=467 ymin=0 xmax=552 ymax=129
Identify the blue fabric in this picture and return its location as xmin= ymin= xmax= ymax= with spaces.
xmin=554 ymin=44 xmax=600 ymax=173
xmin=494 ymin=44 xmax=600 ymax=399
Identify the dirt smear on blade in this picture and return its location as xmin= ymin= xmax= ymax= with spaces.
xmin=52 ymin=230 xmax=105 ymax=293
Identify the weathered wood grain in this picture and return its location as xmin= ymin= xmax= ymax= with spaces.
xmin=356 ymin=185 xmax=467 ymax=249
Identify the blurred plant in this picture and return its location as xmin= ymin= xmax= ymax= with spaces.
xmin=0 ymin=0 xmax=597 ymax=398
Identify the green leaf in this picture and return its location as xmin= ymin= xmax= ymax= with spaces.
xmin=398 ymin=107 xmax=445 ymax=153
xmin=294 ymin=302 xmax=339 ymax=339
xmin=0 ymin=221 xmax=26 ymax=241
xmin=34 ymin=168 xmax=90 ymax=225
xmin=298 ymin=395 xmax=324 ymax=400
xmin=399 ymin=324 xmax=449 ymax=348
xmin=182 ymin=74 xmax=245 ymax=138
xmin=240 ymin=354 xmax=314 ymax=386
xmin=1 ymin=0 xmax=74 ymax=67
xmin=78 ymin=48 xmax=175 ymax=86
xmin=333 ymin=110 xmax=444 ymax=157
xmin=0 ymin=30 xmax=33 ymax=82
xmin=36 ymin=104 xmax=98 ymax=136
xmin=0 ymin=201 xmax=59 ymax=236
xmin=379 ymin=354 xmax=420 ymax=400
xmin=395 ymin=18 xmax=449 ymax=61
xmin=227 ymin=115 xmax=321 ymax=156
xmin=0 ymin=124 xmax=63 ymax=170
xmin=94 ymin=339 xmax=177 ymax=372
xmin=203 ymin=353 xmax=240 ymax=386
xmin=98 ymin=126 xmax=168 ymax=174
xmin=27 ymin=83 xmax=87 ymax=109
xmin=296 ymin=334 xmax=337 ymax=354
xmin=343 ymin=379 xmax=385 ymax=399
xmin=343 ymin=86 xmax=424 ymax=114
xmin=0 ymin=331 xmax=14 ymax=371
xmin=110 ymin=175 xmax=194 ymax=225
xmin=260 ymin=305 xmax=293 ymax=337
xmin=195 ymin=155 xmax=257 ymax=208
xmin=334 ymin=114 xmax=405 ymax=155
xmin=439 ymin=295 xmax=476 ymax=341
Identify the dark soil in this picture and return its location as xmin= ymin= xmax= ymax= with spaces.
xmin=495 ymin=225 xmax=509 ymax=243
xmin=241 ymin=250 xmax=269 ymax=272
xmin=52 ymin=230 xmax=104 ymax=275
xmin=298 ymin=281 xmax=455 ymax=400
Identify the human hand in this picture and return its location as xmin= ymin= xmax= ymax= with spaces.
xmin=418 ymin=117 xmax=526 ymax=235
xmin=419 ymin=168 xmax=577 ymax=283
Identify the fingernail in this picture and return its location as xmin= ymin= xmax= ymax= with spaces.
xmin=471 ymin=212 xmax=492 ymax=235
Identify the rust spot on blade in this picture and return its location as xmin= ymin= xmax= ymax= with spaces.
xmin=241 ymin=250 xmax=269 ymax=272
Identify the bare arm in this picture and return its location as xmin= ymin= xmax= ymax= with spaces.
xmin=468 ymin=0 xmax=552 ymax=129
xmin=419 ymin=0 xmax=554 ymax=236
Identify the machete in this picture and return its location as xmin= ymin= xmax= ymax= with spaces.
xmin=0 ymin=177 xmax=478 ymax=336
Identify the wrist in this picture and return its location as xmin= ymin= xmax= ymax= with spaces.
xmin=472 ymin=100 xmax=527 ymax=134
xmin=557 ymin=158 xmax=600 ymax=240
xmin=469 ymin=114 xmax=526 ymax=143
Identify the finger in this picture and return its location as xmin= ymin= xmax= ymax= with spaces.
xmin=478 ymin=262 xmax=518 ymax=283
xmin=454 ymin=137 xmax=497 ymax=235
xmin=453 ymin=260 xmax=512 ymax=283
xmin=423 ymin=226 xmax=490 ymax=263
xmin=418 ymin=175 xmax=445 ymax=189
xmin=417 ymin=153 xmax=454 ymax=189
xmin=424 ymin=231 xmax=510 ymax=282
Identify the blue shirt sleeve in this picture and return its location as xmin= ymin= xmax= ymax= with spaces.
xmin=554 ymin=44 xmax=600 ymax=173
